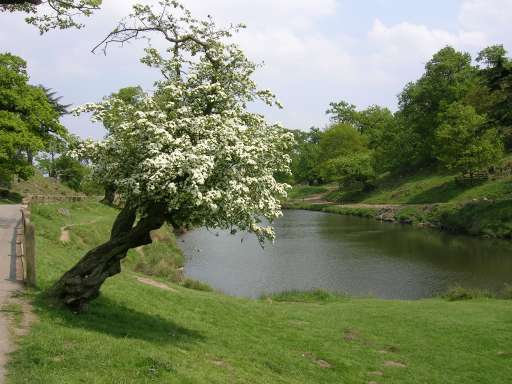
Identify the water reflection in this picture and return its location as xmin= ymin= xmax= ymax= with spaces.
xmin=181 ymin=210 xmax=512 ymax=299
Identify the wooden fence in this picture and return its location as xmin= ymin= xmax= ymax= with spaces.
xmin=18 ymin=208 xmax=36 ymax=287
xmin=16 ymin=194 xmax=102 ymax=286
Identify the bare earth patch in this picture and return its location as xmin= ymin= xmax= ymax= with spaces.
xmin=59 ymin=221 xmax=98 ymax=243
xmin=302 ymin=352 xmax=333 ymax=369
xmin=384 ymin=360 xmax=407 ymax=368
xmin=343 ymin=328 xmax=360 ymax=342
xmin=12 ymin=299 xmax=37 ymax=337
xmin=315 ymin=359 xmax=332 ymax=369
xmin=136 ymin=277 xmax=178 ymax=292
xmin=59 ymin=226 xmax=70 ymax=242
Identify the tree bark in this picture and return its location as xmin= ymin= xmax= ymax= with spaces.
xmin=102 ymin=184 xmax=116 ymax=206
xmin=49 ymin=204 xmax=166 ymax=311
xmin=26 ymin=149 xmax=33 ymax=166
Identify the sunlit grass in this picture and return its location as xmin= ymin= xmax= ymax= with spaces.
xmin=6 ymin=202 xmax=512 ymax=383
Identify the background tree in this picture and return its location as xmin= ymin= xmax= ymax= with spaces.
xmin=31 ymin=86 xmax=70 ymax=171
xmin=49 ymin=0 xmax=293 ymax=311
xmin=326 ymin=100 xmax=360 ymax=128
xmin=290 ymin=128 xmax=323 ymax=185
xmin=53 ymin=154 xmax=87 ymax=190
xmin=476 ymin=45 xmax=512 ymax=150
xmin=93 ymin=85 xmax=145 ymax=204
xmin=317 ymin=123 xmax=368 ymax=181
xmin=435 ymin=102 xmax=503 ymax=177
xmin=323 ymin=152 xmax=375 ymax=192
xmin=0 ymin=0 xmax=101 ymax=33
xmin=0 ymin=52 xmax=65 ymax=184
xmin=397 ymin=46 xmax=478 ymax=168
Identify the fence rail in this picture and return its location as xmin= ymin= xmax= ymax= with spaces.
xmin=16 ymin=194 xmax=102 ymax=286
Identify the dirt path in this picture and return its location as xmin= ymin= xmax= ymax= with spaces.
xmin=299 ymin=188 xmax=337 ymax=204
xmin=0 ymin=204 xmax=23 ymax=383
xmin=295 ymin=190 xmax=403 ymax=210
xmin=59 ymin=221 xmax=98 ymax=243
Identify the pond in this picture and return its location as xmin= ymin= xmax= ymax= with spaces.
xmin=180 ymin=210 xmax=512 ymax=299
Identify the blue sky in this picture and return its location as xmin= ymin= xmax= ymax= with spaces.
xmin=1 ymin=0 xmax=511 ymax=138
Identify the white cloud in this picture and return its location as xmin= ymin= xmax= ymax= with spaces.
xmin=459 ymin=0 xmax=512 ymax=46
xmin=1 ymin=0 xmax=511 ymax=137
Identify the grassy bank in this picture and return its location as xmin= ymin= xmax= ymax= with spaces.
xmin=6 ymin=202 xmax=512 ymax=383
xmin=286 ymin=185 xmax=330 ymax=200
xmin=11 ymin=172 xmax=83 ymax=197
xmin=286 ymin=199 xmax=512 ymax=239
xmin=323 ymin=168 xmax=512 ymax=204
xmin=288 ymin=165 xmax=512 ymax=239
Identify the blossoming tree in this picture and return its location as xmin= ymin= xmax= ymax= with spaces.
xmin=0 ymin=0 xmax=101 ymax=33
xmin=49 ymin=0 xmax=294 ymax=311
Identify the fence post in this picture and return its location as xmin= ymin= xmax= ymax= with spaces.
xmin=24 ymin=221 xmax=36 ymax=287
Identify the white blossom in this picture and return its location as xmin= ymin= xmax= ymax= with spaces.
xmin=74 ymin=0 xmax=294 ymax=242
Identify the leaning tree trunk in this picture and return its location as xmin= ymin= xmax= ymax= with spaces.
xmin=102 ymin=184 xmax=116 ymax=206
xmin=49 ymin=204 xmax=166 ymax=311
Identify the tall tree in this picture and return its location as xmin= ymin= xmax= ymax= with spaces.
xmin=317 ymin=123 xmax=368 ymax=181
xmin=476 ymin=45 xmax=512 ymax=150
xmin=290 ymin=128 xmax=323 ymax=185
xmin=0 ymin=52 xmax=64 ymax=183
xmin=92 ymin=86 xmax=145 ymax=204
xmin=435 ymin=102 xmax=503 ymax=177
xmin=49 ymin=0 xmax=293 ymax=311
xmin=326 ymin=101 xmax=360 ymax=128
xmin=398 ymin=46 xmax=477 ymax=167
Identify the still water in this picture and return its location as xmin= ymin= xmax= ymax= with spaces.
xmin=181 ymin=210 xmax=512 ymax=299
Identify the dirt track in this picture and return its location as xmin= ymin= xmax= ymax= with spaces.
xmin=0 ymin=204 xmax=22 ymax=383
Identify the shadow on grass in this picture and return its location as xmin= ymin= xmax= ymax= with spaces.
xmin=406 ymin=180 xmax=475 ymax=204
xmin=438 ymin=199 xmax=512 ymax=238
xmin=33 ymin=294 xmax=205 ymax=345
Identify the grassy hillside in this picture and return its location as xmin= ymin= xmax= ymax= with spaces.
xmin=6 ymin=202 xmax=512 ymax=383
xmin=324 ymin=170 xmax=512 ymax=204
xmin=1 ymin=172 xmax=85 ymax=204
xmin=287 ymin=185 xmax=330 ymax=200
xmin=11 ymin=172 xmax=82 ymax=198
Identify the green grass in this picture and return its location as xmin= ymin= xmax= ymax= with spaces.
xmin=6 ymin=202 xmax=512 ymax=383
xmin=11 ymin=171 xmax=82 ymax=198
xmin=287 ymin=185 xmax=330 ymax=200
xmin=325 ymin=169 xmax=512 ymax=205
xmin=323 ymin=205 xmax=376 ymax=218
xmin=1 ymin=303 xmax=24 ymax=327
xmin=263 ymin=289 xmax=347 ymax=303
xmin=290 ymin=199 xmax=512 ymax=239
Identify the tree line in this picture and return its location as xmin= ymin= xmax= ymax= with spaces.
xmin=0 ymin=52 xmax=101 ymax=194
xmin=288 ymin=45 xmax=512 ymax=192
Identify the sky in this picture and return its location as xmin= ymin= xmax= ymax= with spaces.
xmin=1 ymin=0 xmax=512 ymax=139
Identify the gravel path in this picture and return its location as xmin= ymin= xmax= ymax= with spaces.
xmin=0 ymin=204 xmax=22 ymax=383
